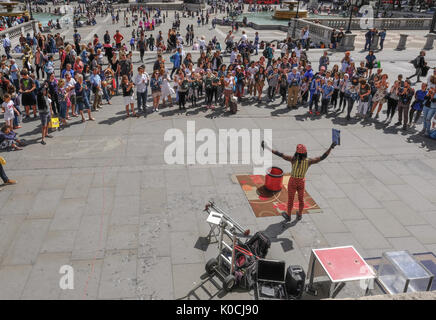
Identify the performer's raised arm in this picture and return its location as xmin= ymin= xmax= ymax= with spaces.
xmin=261 ymin=140 xmax=294 ymax=162
xmin=309 ymin=143 xmax=336 ymax=165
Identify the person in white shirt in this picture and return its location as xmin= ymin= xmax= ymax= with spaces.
xmin=64 ymin=73 xmax=77 ymax=118
xmin=134 ymin=65 xmax=150 ymax=115
xmin=247 ymin=62 xmax=259 ymax=97
xmin=240 ymin=30 xmax=248 ymax=44
xmin=427 ymin=68 xmax=436 ymax=90
xmin=199 ymin=36 xmax=207 ymax=52
xmin=1 ymin=94 xmax=19 ymax=127
xmin=223 ymin=73 xmax=235 ymax=111
xmin=230 ymin=47 xmax=238 ymax=64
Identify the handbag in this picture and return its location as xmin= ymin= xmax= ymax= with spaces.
xmin=0 ymin=156 xmax=6 ymax=166
xmin=49 ymin=117 xmax=59 ymax=129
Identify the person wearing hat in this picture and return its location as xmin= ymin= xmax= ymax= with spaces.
xmin=262 ymin=141 xmax=336 ymax=222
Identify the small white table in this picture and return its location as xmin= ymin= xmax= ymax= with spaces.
xmin=306 ymin=246 xmax=376 ymax=298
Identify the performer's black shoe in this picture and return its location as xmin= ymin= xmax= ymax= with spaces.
xmin=296 ymin=213 xmax=303 ymax=221
xmin=281 ymin=212 xmax=291 ymax=222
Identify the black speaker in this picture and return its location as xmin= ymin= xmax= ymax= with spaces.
xmin=285 ymin=265 xmax=305 ymax=299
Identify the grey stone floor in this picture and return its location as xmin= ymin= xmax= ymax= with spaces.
xmin=1 ymin=8 xmax=436 ymax=300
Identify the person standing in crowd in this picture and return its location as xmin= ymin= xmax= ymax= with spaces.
xmin=379 ymin=29 xmax=386 ymax=51
xmin=319 ymin=50 xmax=329 ymax=71
xmin=395 ymin=79 xmax=415 ymax=130
xmin=357 ymin=79 xmax=371 ymax=118
xmin=19 ymin=69 xmax=37 ymax=119
xmin=421 ymin=87 xmax=436 ymax=136
xmin=370 ymin=74 xmax=389 ymax=119
xmin=121 ymin=75 xmax=137 ymax=117
xmin=2 ymin=35 xmax=12 ymax=60
xmin=114 ymin=30 xmax=124 ymax=49
xmin=134 ymin=65 xmax=149 ymax=115
xmin=36 ymin=85 xmax=53 ymax=145
xmin=150 ymin=69 xmax=162 ymax=112
xmin=287 ymin=67 xmax=301 ymax=109
xmin=409 ymin=83 xmax=428 ymax=128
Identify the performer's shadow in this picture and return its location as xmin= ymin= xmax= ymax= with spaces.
xmin=261 ymin=221 xmax=295 ymax=253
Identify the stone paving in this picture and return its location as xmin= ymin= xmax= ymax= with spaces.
xmin=0 ymin=7 xmax=436 ymax=300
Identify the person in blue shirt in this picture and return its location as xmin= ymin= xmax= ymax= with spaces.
xmin=254 ymin=32 xmax=259 ymax=55
xmin=90 ymin=69 xmax=102 ymax=111
xmin=170 ymin=47 xmax=182 ymax=79
xmin=304 ymin=64 xmax=314 ymax=81
xmin=287 ymin=68 xmax=301 ymax=109
xmin=2 ymin=35 xmax=12 ymax=59
xmin=61 ymin=64 xmax=75 ymax=79
xmin=379 ymin=29 xmax=386 ymax=51
xmin=321 ymin=80 xmax=334 ymax=115
xmin=409 ymin=82 xmax=428 ymax=127
xmin=309 ymin=77 xmax=322 ymax=115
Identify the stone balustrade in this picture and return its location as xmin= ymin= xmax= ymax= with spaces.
xmin=0 ymin=20 xmax=40 ymax=42
xmin=307 ymin=18 xmax=433 ymax=30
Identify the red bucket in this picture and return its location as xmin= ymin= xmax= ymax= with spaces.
xmin=264 ymin=167 xmax=284 ymax=192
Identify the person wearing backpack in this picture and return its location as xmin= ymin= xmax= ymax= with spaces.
xmin=263 ymin=42 xmax=273 ymax=67
xmin=119 ymin=53 xmax=132 ymax=81
xmin=407 ymin=51 xmax=426 ymax=83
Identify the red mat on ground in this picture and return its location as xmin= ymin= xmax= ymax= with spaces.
xmin=236 ymin=174 xmax=321 ymax=218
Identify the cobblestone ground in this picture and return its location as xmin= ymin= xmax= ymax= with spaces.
xmin=0 ymin=6 xmax=436 ymax=300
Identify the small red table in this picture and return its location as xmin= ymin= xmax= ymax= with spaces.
xmin=306 ymin=246 xmax=376 ymax=298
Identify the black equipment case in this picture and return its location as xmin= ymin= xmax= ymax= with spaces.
xmin=255 ymin=259 xmax=288 ymax=300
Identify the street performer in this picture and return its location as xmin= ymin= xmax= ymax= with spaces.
xmin=262 ymin=141 xmax=336 ymax=222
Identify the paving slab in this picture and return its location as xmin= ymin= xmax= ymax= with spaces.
xmin=338 ymin=183 xmax=383 ymax=210
xmin=326 ymin=198 xmax=365 ymax=221
xmin=49 ymin=198 xmax=86 ymax=231
xmin=98 ymin=250 xmax=138 ymax=299
xmin=170 ymin=231 xmax=204 ymax=265
xmin=363 ymin=209 xmax=410 ymax=238
xmin=138 ymin=214 xmax=171 ymax=259
xmin=71 ymin=215 xmax=109 ymax=261
xmin=21 ymin=253 xmax=71 ymax=300
xmin=388 ymin=185 xmax=436 ymax=213
xmin=2 ymin=219 xmax=51 ymax=266
xmin=137 ymin=256 xmax=174 ymax=300
xmin=343 ymin=220 xmax=391 ymax=250
xmin=0 ymin=265 xmax=32 ymax=300
xmin=106 ymin=225 xmax=138 ymax=251
xmin=383 ymin=200 xmax=428 ymax=226
xmin=406 ymin=225 xmax=436 ymax=245
xmin=28 ymin=189 xmax=64 ymax=219
xmin=387 ymin=237 xmax=428 ymax=254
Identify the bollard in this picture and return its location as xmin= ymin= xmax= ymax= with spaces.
xmin=396 ymin=34 xmax=408 ymax=51
xmin=370 ymin=34 xmax=380 ymax=51
xmin=338 ymin=33 xmax=357 ymax=52
xmin=423 ymin=33 xmax=436 ymax=50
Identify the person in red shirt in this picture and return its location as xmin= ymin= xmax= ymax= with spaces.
xmin=113 ymin=30 xmax=124 ymax=49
